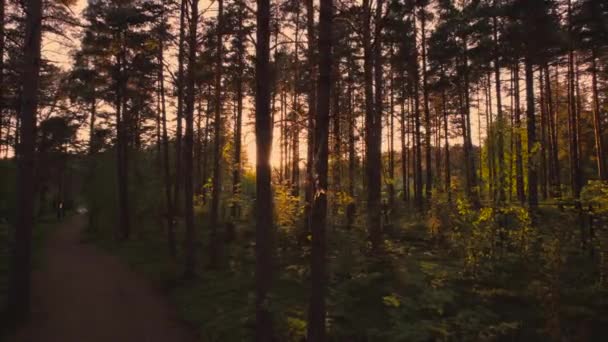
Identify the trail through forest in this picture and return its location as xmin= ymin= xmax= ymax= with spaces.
xmin=10 ymin=214 xmax=196 ymax=342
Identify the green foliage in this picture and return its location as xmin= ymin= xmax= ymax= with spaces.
xmin=581 ymin=180 xmax=608 ymax=213
xmin=427 ymin=192 xmax=454 ymax=240
xmin=81 ymin=144 xmax=608 ymax=342
xmin=273 ymin=184 xmax=302 ymax=232
xmin=333 ymin=190 xmax=355 ymax=217
xmin=84 ymin=149 xmax=164 ymax=242
xmin=85 ymin=152 xmax=118 ymax=236
xmin=0 ymin=214 xmax=61 ymax=320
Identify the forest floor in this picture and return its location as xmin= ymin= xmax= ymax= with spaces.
xmin=9 ymin=214 xmax=197 ymax=342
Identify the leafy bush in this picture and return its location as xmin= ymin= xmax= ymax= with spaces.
xmin=274 ymin=184 xmax=303 ymax=233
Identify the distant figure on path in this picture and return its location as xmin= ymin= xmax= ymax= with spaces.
xmin=57 ymin=201 xmax=64 ymax=221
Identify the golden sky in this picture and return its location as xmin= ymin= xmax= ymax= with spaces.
xmin=43 ymin=0 xmax=490 ymax=170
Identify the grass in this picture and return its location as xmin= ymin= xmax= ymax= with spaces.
xmin=0 ymin=213 xmax=65 ymax=339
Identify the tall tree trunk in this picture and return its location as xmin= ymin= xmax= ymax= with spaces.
xmin=87 ymin=92 xmax=97 ymax=230
xmin=411 ymin=15 xmax=423 ymax=210
xmin=362 ymin=0 xmax=374 ymax=235
xmin=442 ymin=87 xmax=451 ymax=202
xmin=305 ymin=0 xmax=316 ymax=231
xmin=308 ymin=1 xmax=332 ymax=339
xmin=408 ymin=93 xmax=415 ymax=203
xmin=158 ymin=18 xmax=176 ymax=258
xmin=174 ymin=0 xmax=188 ymax=217
xmin=279 ymin=90 xmax=285 ymax=182
xmin=183 ymin=0 xmax=199 ymax=279
xmin=434 ymin=97 xmax=441 ymax=191
xmin=575 ymin=59 xmax=583 ymax=172
xmin=477 ymin=90 xmax=483 ymax=198
xmin=387 ymin=63 xmax=395 ymax=208
xmin=202 ymin=94 xmax=211 ymax=204
xmin=513 ymin=61 xmax=525 ymax=203
xmin=347 ymin=57 xmax=356 ymax=228
xmin=366 ymin=0 xmax=383 ymax=251
xmin=89 ymin=96 xmax=96 ymax=155
xmin=9 ymin=0 xmax=42 ymax=320
xmin=15 ymin=102 xmax=20 ymax=157
xmin=400 ymin=85 xmax=409 ymax=202
xmin=156 ymin=90 xmax=162 ymax=169
xmin=485 ymin=75 xmax=495 ymax=200
xmin=539 ymin=68 xmax=548 ymax=200
xmin=508 ymin=70 xmax=514 ymax=200
xmin=420 ymin=5 xmax=432 ymax=202
xmin=567 ymin=0 xmax=581 ymax=198
xmin=255 ymin=0 xmax=275 ymax=339
xmin=591 ymin=52 xmax=606 ymax=180
xmin=545 ymin=63 xmax=560 ymax=196
xmin=332 ymin=59 xmax=341 ymax=196
xmin=291 ymin=4 xmax=301 ymax=196
xmin=233 ymin=7 xmax=245 ymax=217
xmin=457 ymin=81 xmax=468 ymax=197
xmin=373 ymin=0 xmax=384 ymax=177
xmin=462 ymin=35 xmax=479 ymax=206
xmin=196 ymin=88 xmax=203 ymax=192
xmin=115 ymin=36 xmax=131 ymax=240
xmin=492 ymin=3 xmax=505 ymax=202
xmin=209 ymin=0 xmax=224 ymax=268
xmin=525 ymin=56 xmax=538 ymax=209
xmin=0 ymin=0 xmax=5 ymax=157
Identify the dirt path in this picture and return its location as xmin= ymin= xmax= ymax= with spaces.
xmin=11 ymin=214 xmax=197 ymax=342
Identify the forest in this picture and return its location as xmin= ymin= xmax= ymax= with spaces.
xmin=1 ymin=0 xmax=608 ymax=340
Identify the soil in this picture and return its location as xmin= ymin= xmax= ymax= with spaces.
xmin=10 ymin=214 xmax=197 ymax=342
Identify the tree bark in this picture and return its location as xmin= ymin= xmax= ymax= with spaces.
xmin=485 ymin=75 xmax=495 ymax=200
xmin=158 ymin=14 xmax=176 ymax=258
xmin=387 ymin=62 xmax=395 ymax=208
xmin=173 ymin=0 xmax=188 ymax=218
xmin=412 ymin=14 xmax=423 ymax=210
xmin=115 ymin=34 xmax=131 ymax=240
xmin=233 ymin=5 xmax=245 ymax=217
xmin=513 ymin=61 xmax=525 ymax=204
xmin=183 ymin=0 xmax=199 ymax=279
xmin=209 ymin=0 xmax=224 ymax=269
xmin=347 ymin=55 xmax=356 ymax=228
xmin=365 ymin=0 xmax=383 ymax=251
xmin=462 ymin=34 xmax=478 ymax=206
xmin=591 ymin=52 xmax=606 ymax=180
xmin=545 ymin=63 xmax=560 ymax=196
xmin=290 ymin=3 xmax=301 ymax=196
xmin=332 ymin=59 xmax=341 ymax=196
xmin=308 ymin=0 xmax=332 ymax=338
xmin=202 ymin=90 xmax=211 ymax=204
xmin=0 ymin=0 xmax=5 ymax=157
xmin=525 ymin=56 xmax=538 ymax=208
xmin=255 ymin=0 xmax=275 ymax=339
xmin=567 ymin=0 xmax=581 ymax=198
xmin=420 ymin=5 xmax=432 ymax=202
xmin=539 ymin=68 xmax=548 ymax=200
xmin=492 ymin=2 xmax=506 ymax=203
xmin=442 ymin=87 xmax=451 ymax=202
xmin=9 ymin=0 xmax=42 ymax=320
xmin=400 ymin=84 xmax=409 ymax=202
xmin=305 ymin=0 xmax=316 ymax=231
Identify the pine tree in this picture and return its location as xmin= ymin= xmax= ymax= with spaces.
xmin=255 ymin=0 xmax=275 ymax=339
xmin=183 ymin=0 xmax=199 ymax=279
xmin=8 ymin=0 xmax=43 ymax=321
xmin=308 ymin=1 xmax=332 ymax=338
xmin=209 ymin=0 xmax=224 ymax=269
